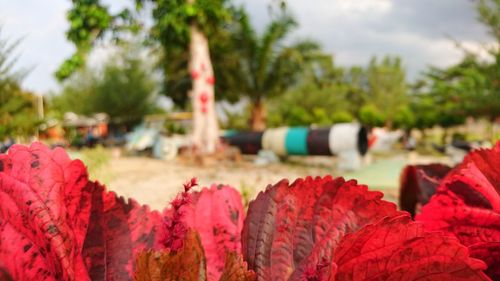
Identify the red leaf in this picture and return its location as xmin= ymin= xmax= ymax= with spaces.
xmin=163 ymin=184 xmax=245 ymax=281
xmin=0 ymin=142 xmax=91 ymax=280
xmin=417 ymin=143 xmax=500 ymax=279
xmin=241 ymin=176 xmax=399 ymax=280
xmin=333 ymin=215 xmax=489 ymax=280
xmin=399 ymin=164 xmax=451 ymax=216
xmin=83 ymin=182 xmax=164 ymax=280
xmin=470 ymin=242 xmax=500 ymax=280
xmin=460 ymin=142 xmax=500 ymax=194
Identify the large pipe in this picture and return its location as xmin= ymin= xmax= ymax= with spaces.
xmin=223 ymin=123 xmax=368 ymax=157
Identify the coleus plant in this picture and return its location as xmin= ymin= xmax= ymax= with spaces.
xmin=417 ymin=143 xmax=500 ymax=280
xmin=0 ymin=142 xmax=247 ymax=281
xmin=0 ymin=142 xmax=494 ymax=280
xmin=242 ymin=176 xmax=489 ymax=280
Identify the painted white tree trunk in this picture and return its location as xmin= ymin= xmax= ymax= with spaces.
xmin=189 ymin=24 xmax=219 ymax=154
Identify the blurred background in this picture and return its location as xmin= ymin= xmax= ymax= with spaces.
xmin=1 ymin=0 xmax=499 ymax=209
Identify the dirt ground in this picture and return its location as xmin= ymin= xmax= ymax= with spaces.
xmin=99 ymin=151 xmax=450 ymax=211
xmin=104 ymin=155 xmax=336 ymax=210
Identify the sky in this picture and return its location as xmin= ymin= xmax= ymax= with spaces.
xmin=0 ymin=0 xmax=495 ymax=95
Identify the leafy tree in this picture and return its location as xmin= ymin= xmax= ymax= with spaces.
xmin=55 ymin=0 xmax=135 ymax=80
xmin=0 ymin=86 xmax=41 ymax=140
xmin=365 ymin=56 xmax=408 ymax=127
xmin=343 ymin=66 xmax=368 ymax=115
xmin=478 ymin=0 xmax=500 ymax=42
xmin=267 ymin=55 xmax=413 ymax=129
xmin=227 ymin=9 xmax=326 ymax=130
xmin=421 ymin=56 xmax=488 ymax=128
xmin=358 ymin=104 xmax=385 ymax=128
xmin=479 ymin=54 xmax=500 ymax=119
xmin=267 ymin=81 xmax=353 ymax=127
xmin=393 ymin=105 xmax=415 ymax=130
xmin=59 ymin=0 xmax=235 ymax=154
xmin=51 ymin=46 xmax=161 ymax=127
xmin=0 ymin=28 xmax=40 ymax=140
xmin=409 ymin=91 xmax=439 ymax=131
xmin=412 ymin=0 xmax=500 ymax=130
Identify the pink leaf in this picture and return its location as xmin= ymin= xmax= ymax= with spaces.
xmin=0 ymin=142 xmax=91 ymax=280
xmin=163 ymin=183 xmax=245 ymax=281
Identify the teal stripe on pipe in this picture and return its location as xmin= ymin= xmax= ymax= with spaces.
xmin=285 ymin=127 xmax=309 ymax=155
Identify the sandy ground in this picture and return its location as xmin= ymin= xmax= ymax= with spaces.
xmin=104 ymin=155 xmax=337 ymax=210
xmin=99 ymin=151 xmax=450 ymax=211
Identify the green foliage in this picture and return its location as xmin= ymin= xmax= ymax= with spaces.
xmin=365 ymin=56 xmax=408 ymax=125
xmin=60 ymin=0 xmax=236 ymax=107
xmin=267 ymin=82 xmax=352 ymax=127
xmin=221 ymin=8 xmax=330 ymax=129
xmin=57 ymin=0 xmax=137 ymax=80
xmin=409 ymin=0 xmax=500 ymax=130
xmin=0 ymin=27 xmax=21 ymax=95
xmin=164 ymin=121 xmax=187 ymax=135
xmin=268 ymin=54 xmax=417 ymax=129
xmin=144 ymin=0 xmax=232 ymax=48
xmin=51 ymin=45 xmax=162 ymax=125
xmin=267 ymin=54 xmax=414 ymax=129
xmin=55 ymin=53 xmax=85 ymax=81
xmin=393 ymin=106 xmax=415 ymax=130
xmin=228 ymin=10 xmax=324 ymax=104
xmin=409 ymin=93 xmax=439 ymax=130
xmin=221 ymin=104 xmax=251 ymax=130
xmin=358 ymin=104 xmax=385 ymax=128
xmin=66 ymin=0 xmax=112 ymax=46
xmin=478 ymin=0 xmax=500 ymax=41
xmin=0 ymin=28 xmax=41 ymax=140
xmin=331 ymin=111 xmax=354 ymax=124
xmin=417 ymin=56 xmax=488 ymax=128
xmin=0 ymin=88 xmax=41 ymax=140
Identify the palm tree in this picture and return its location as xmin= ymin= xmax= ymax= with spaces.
xmin=229 ymin=10 xmax=324 ymax=130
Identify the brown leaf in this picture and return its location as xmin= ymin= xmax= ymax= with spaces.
xmin=134 ymin=230 xmax=207 ymax=281
xmin=219 ymin=252 xmax=255 ymax=281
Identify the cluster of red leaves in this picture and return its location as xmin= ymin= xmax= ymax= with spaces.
xmin=416 ymin=143 xmax=500 ymax=280
xmin=0 ymin=143 xmax=165 ymax=280
xmin=243 ymin=176 xmax=489 ymax=280
xmin=153 ymin=180 xmax=247 ymax=281
xmin=0 ymin=142 xmax=496 ymax=280
xmin=0 ymin=143 xmax=249 ymax=281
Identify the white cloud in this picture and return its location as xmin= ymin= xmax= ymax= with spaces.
xmin=335 ymin=0 xmax=392 ymax=15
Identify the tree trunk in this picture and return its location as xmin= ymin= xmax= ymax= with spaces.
xmin=189 ymin=24 xmax=219 ymax=154
xmin=250 ymin=98 xmax=266 ymax=131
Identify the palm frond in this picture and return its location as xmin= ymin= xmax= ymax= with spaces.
xmin=255 ymin=14 xmax=297 ymax=89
